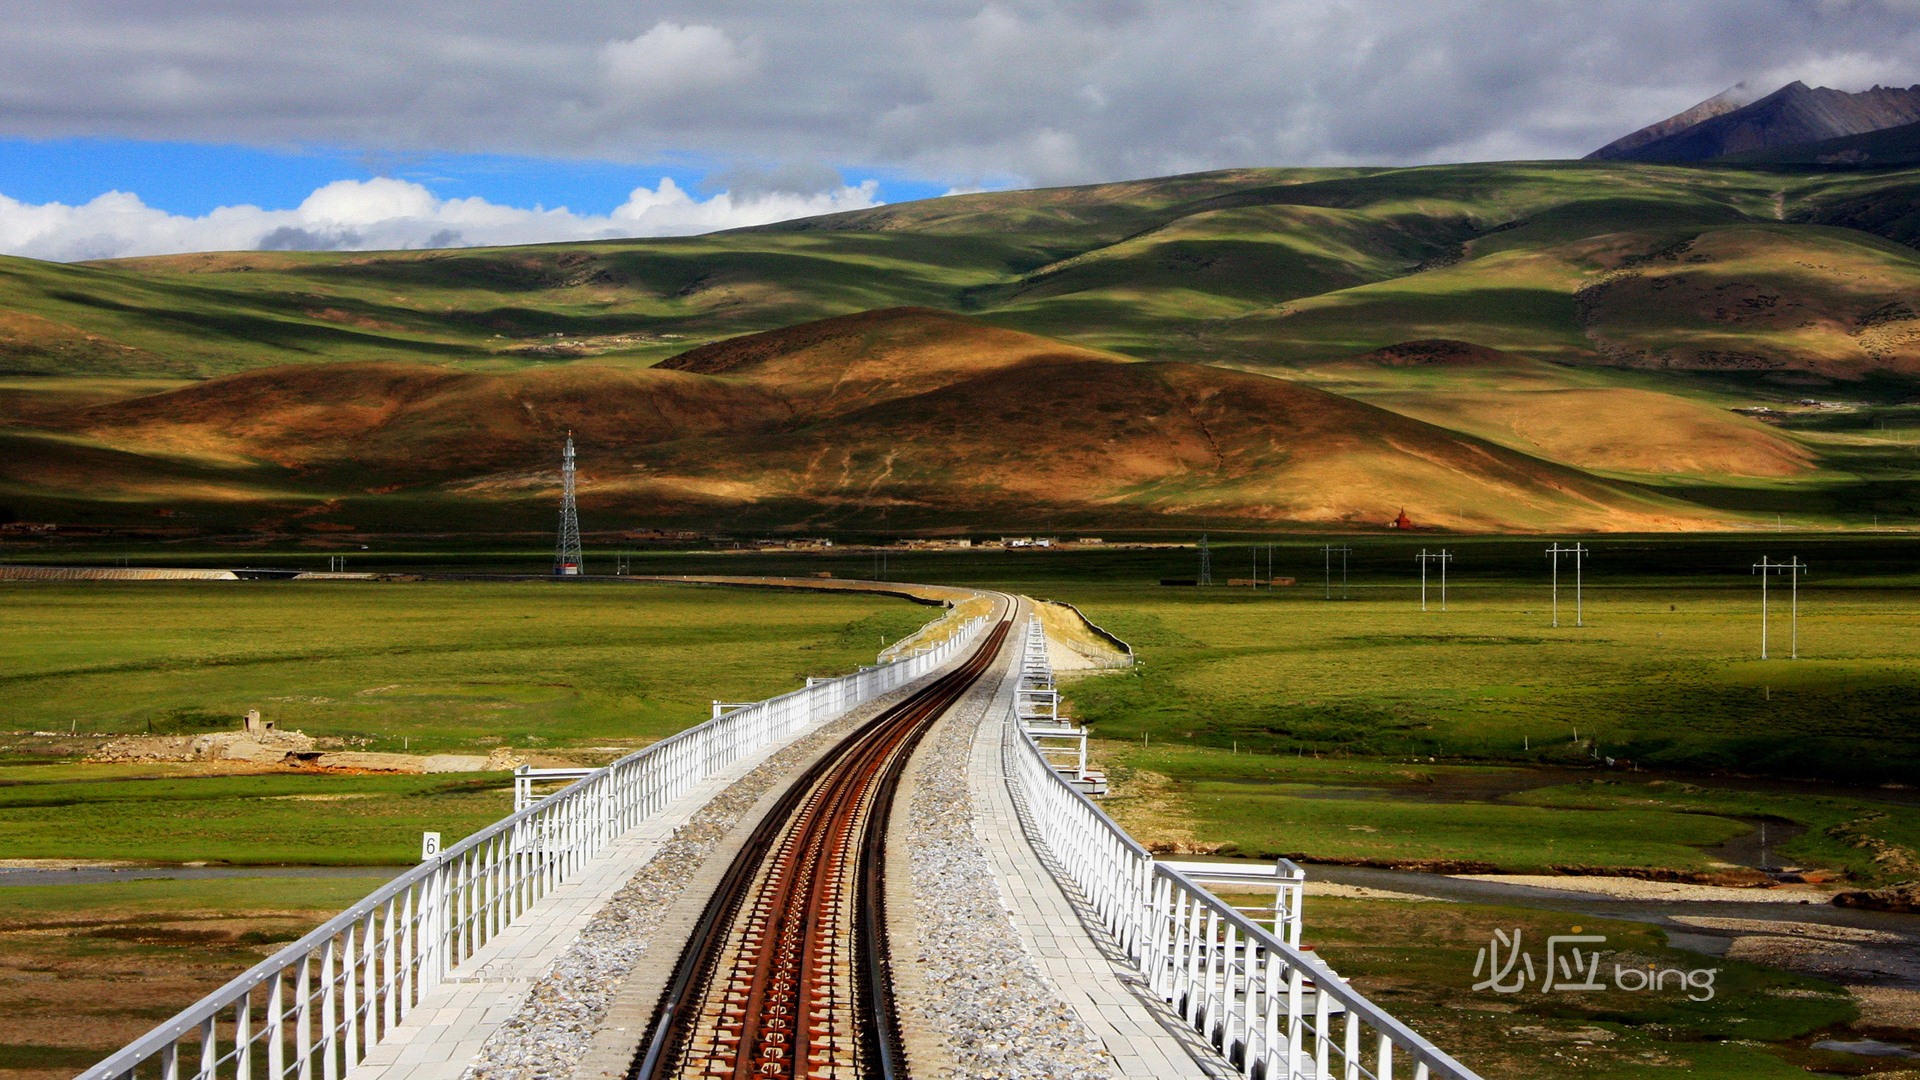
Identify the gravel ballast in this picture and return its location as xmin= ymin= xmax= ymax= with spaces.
xmin=898 ymin=644 xmax=1116 ymax=1080
xmin=459 ymin=686 xmax=919 ymax=1080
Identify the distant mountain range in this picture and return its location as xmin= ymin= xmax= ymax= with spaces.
xmin=1589 ymin=80 xmax=1920 ymax=164
xmin=4 ymin=158 xmax=1919 ymax=534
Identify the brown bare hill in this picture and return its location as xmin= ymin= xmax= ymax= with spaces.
xmin=38 ymin=310 xmax=1709 ymax=531
xmin=1322 ymin=338 xmax=1813 ymax=479
xmin=70 ymin=362 xmax=789 ymax=475
xmin=657 ymin=306 xmax=1132 ymax=415
xmin=638 ymin=354 xmax=1704 ymax=531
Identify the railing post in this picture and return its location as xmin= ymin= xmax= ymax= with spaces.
xmin=319 ymin=939 xmax=337 ymax=1080
xmin=291 ymin=949 xmax=311 ymax=1076
xmin=234 ymin=994 xmax=253 ymax=1080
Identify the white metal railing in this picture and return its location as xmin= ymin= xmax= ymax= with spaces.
xmin=78 ymin=615 xmax=987 ymax=1080
xmin=511 ymin=767 xmax=595 ymax=812
xmin=1005 ymin=619 xmax=1479 ymax=1080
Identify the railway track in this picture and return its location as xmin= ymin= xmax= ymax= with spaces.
xmin=630 ymin=616 xmax=1014 ymax=1080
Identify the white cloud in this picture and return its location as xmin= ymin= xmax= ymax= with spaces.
xmin=0 ymin=176 xmax=883 ymax=262
xmin=600 ymin=22 xmax=756 ymax=99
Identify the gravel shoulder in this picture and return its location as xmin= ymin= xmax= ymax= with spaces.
xmin=894 ymin=606 xmax=1117 ymax=1080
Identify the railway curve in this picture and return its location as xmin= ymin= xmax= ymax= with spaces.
xmin=630 ymin=610 xmax=1014 ymax=1080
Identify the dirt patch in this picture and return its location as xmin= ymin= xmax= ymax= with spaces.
xmin=1836 ymin=881 xmax=1920 ymax=913
xmin=1725 ymin=934 xmax=1920 ymax=988
xmin=1305 ymin=881 xmax=1450 ymax=903
xmin=1854 ymin=987 xmax=1920 ymax=1030
xmin=1452 ymin=873 xmax=1834 ymax=903
xmin=1099 ymin=768 xmax=1226 ymax=855
xmin=1033 ymin=599 xmax=1132 ymax=671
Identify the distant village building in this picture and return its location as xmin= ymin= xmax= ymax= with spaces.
xmin=1390 ymin=508 xmax=1414 ymax=530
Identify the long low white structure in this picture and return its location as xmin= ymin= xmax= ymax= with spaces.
xmin=1004 ymin=619 xmax=1480 ymax=1080
xmin=77 ymin=613 xmax=987 ymax=1080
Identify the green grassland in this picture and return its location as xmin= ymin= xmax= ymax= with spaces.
xmin=0 ymin=579 xmax=933 ymax=864
xmin=1 ymin=161 xmax=1905 ymax=379
xmin=1099 ymin=744 xmax=1920 ymax=886
xmin=1261 ymin=895 xmax=1860 ymax=1080
xmin=0 ymin=552 xmax=1915 ymax=1079
xmin=0 ymin=770 xmax=511 ymax=864
xmin=1064 ymin=580 xmax=1920 ymax=783
xmin=332 ymin=538 xmax=1920 ymax=886
xmin=0 ymin=579 xmax=932 ymax=752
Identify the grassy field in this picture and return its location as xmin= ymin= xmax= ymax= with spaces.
xmin=0 ymin=770 xmax=512 ymax=865
xmin=1246 ymin=893 xmax=1862 ymax=1080
xmin=1063 ymin=579 xmax=1920 ymax=784
xmin=0 ymin=578 xmax=933 ymax=865
xmin=0 ymin=578 xmax=933 ymax=752
xmin=4 ymin=545 xmax=1918 ymax=1079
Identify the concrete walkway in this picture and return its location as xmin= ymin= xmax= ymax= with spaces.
xmin=969 ymin=616 xmax=1229 ymax=1080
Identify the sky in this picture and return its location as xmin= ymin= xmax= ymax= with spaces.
xmin=1 ymin=0 xmax=1916 ymax=261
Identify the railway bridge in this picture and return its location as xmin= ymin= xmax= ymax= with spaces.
xmin=75 ymin=580 xmax=1478 ymax=1080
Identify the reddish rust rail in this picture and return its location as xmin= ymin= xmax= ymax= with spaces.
xmin=632 ymin=619 xmax=1013 ymax=1080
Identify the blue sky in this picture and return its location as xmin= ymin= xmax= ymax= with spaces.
xmin=0 ymin=138 xmax=951 ymax=218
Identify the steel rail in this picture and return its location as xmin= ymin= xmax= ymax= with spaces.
xmin=631 ymin=617 xmax=1012 ymax=1080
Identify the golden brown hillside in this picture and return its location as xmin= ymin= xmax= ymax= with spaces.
xmin=68 ymin=362 xmax=789 ymax=473
xmin=26 ymin=309 xmax=1714 ymax=531
xmin=1321 ymin=339 xmax=1814 ymax=479
xmin=658 ymin=306 xmax=1135 ymax=415
xmin=1577 ymin=227 xmax=1920 ymax=377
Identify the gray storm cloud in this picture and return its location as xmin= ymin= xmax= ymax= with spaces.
xmin=0 ymin=2 xmax=1917 ymax=186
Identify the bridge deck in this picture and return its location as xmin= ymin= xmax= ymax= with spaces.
xmin=345 ymin=748 xmax=779 ymax=1080
xmin=343 ymin=604 xmax=1237 ymax=1080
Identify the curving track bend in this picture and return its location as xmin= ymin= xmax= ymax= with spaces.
xmin=631 ymin=615 xmax=1014 ymax=1080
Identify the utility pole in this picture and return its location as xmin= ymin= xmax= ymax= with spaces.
xmin=1753 ymin=556 xmax=1807 ymax=659
xmin=1198 ymin=534 xmax=1212 ymax=586
xmin=1321 ymin=543 xmax=1352 ymax=600
xmin=1416 ymin=549 xmax=1453 ymax=611
xmin=1545 ymin=542 xmax=1588 ymax=627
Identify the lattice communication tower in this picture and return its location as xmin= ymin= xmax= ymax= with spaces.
xmin=554 ymin=431 xmax=583 ymax=576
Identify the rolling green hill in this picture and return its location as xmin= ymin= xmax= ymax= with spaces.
xmin=4 ymin=160 xmax=1920 ymax=532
